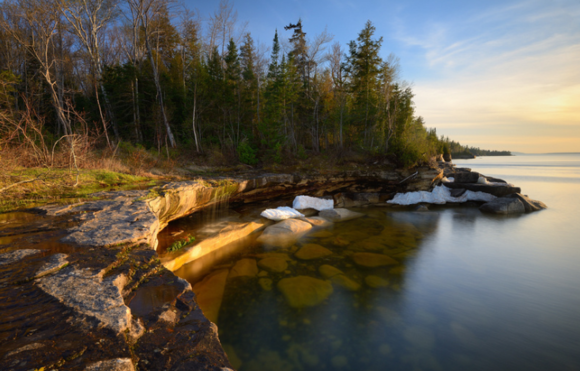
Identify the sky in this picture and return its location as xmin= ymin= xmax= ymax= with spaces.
xmin=185 ymin=0 xmax=580 ymax=153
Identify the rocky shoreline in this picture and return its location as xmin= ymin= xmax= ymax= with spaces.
xmin=0 ymin=164 xmax=546 ymax=370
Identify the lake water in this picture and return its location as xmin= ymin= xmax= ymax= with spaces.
xmin=169 ymin=154 xmax=580 ymax=371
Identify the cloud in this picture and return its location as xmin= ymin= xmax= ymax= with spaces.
xmin=399 ymin=0 xmax=580 ymax=152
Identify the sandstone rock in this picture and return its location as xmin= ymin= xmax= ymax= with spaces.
xmin=443 ymin=153 xmax=452 ymax=162
xmin=295 ymin=244 xmax=333 ymax=260
xmin=319 ymin=264 xmax=343 ymax=279
xmin=319 ymin=208 xmax=364 ymax=222
xmin=0 ymin=249 xmax=41 ymax=266
xmin=365 ymin=275 xmax=389 ymax=288
xmin=34 ymin=253 xmax=68 ymax=278
xmin=85 ymin=358 xmax=135 ymax=371
xmin=330 ymin=274 xmax=361 ymax=291
xmin=258 ymin=257 xmax=288 ymax=273
xmin=36 ymin=267 xmax=131 ymax=333
xmin=257 ymin=219 xmax=312 ymax=248
xmin=192 ymin=269 xmax=229 ymax=323
xmin=277 ymin=276 xmax=333 ymax=308
xmin=228 ymin=258 xmax=258 ymax=279
xmin=352 ymin=253 xmax=399 ymax=267
xmin=334 ymin=192 xmax=381 ymax=208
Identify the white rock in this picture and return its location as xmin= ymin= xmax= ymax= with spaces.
xmin=260 ymin=206 xmax=305 ymax=221
xmin=387 ymin=185 xmax=496 ymax=205
xmin=293 ymin=195 xmax=334 ymax=211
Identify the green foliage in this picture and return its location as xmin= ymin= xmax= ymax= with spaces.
xmin=297 ymin=144 xmax=308 ymax=160
xmin=237 ymin=139 xmax=258 ymax=165
xmin=167 ymin=236 xmax=196 ymax=252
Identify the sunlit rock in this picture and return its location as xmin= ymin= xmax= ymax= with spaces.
xmin=319 ymin=264 xmax=343 ymax=279
xmin=277 ymin=276 xmax=333 ymax=308
xmin=303 ymin=217 xmax=333 ymax=228
xmin=257 ymin=219 xmax=313 ymax=248
xmin=84 ymin=358 xmax=135 ymax=371
xmin=365 ymin=275 xmax=389 ymax=288
xmin=228 ymin=258 xmax=258 ymax=279
xmin=0 ymin=249 xmax=41 ymax=266
xmin=295 ymin=244 xmax=333 ymax=260
xmin=192 ymin=269 xmax=229 ymax=323
xmin=319 ymin=208 xmax=364 ymax=222
xmin=352 ymin=253 xmax=399 ymax=267
xmin=258 ymin=257 xmax=288 ymax=273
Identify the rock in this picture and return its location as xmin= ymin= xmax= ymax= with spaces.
xmin=319 ymin=264 xmax=343 ymax=279
xmin=453 ymin=171 xmax=480 ymax=183
xmin=365 ymin=275 xmax=389 ymax=288
xmin=0 ymin=249 xmax=41 ymax=266
xmin=480 ymin=193 xmax=547 ymax=214
xmin=192 ymin=269 xmax=229 ymax=323
xmin=319 ymin=208 xmax=364 ymax=222
xmin=85 ymin=358 xmax=135 ymax=371
xmin=258 ymin=278 xmax=273 ymax=291
xmin=334 ymin=193 xmax=382 ymax=208
xmin=352 ymin=239 xmax=385 ymax=251
xmin=258 ymin=257 xmax=288 ymax=273
xmin=277 ymin=276 xmax=333 ymax=308
xmin=450 ymin=188 xmax=467 ymax=198
xmin=228 ymin=259 xmax=258 ymax=279
xmin=295 ymin=244 xmax=333 ymax=260
xmin=443 ymin=153 xmax=452 ymax=162
xmin=352 ymin=253 xmax=399 ymax=267
xmin=303 ymin=217 xmax=333 ymax=228
xmin=257 ymin=219 xmax=313 ymax=248
xmin=443 ymin=182 xmax=521 ymax=197
xmin=34 ymin=253 xmax=68 ymax=278
xmin=260 ymin=206 xmax=304 ymax=221
xmin=36 ymin=267 xmax=131 ymax=333
xmin=222 ymin=344 xmax=243 ymax=370
xmin=330 ymin=275 xmax=361 ymax=291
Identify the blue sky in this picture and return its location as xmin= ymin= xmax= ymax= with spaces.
xmin=185 ymin=0 xmax=580 ymax=152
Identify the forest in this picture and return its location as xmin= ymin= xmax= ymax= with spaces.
xmin=0 ymin=0 xmax=501 ymax=175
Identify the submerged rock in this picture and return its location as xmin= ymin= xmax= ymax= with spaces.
xmin=258 ymin=257 xmax=288 ymax=273
xmin=228 ymin=258 xmax=258 ymax=279
xmin=352 ymin=253 xmax=399 ymax=267
xmin=319 ymin=264 xmax=344 ymax=279
xmin=0 ymin=249 xmax=41 ymax=266
xmin=319 ymin=208 xmax=364 ymax=222
xmin=303 ymin=216 xmax=333 ymax=228
xmin=365 ymin=275 xmax=389 ymax=288
xmin=192 ymin=269 xmax=229 ymax=323
xmin=277 ymin=276 xmax=333 ymax=308
xmin=257 ymin=219 xmax=312 ymax=248
xmin=330 ymin=274 xmax=361 ymax=291
xmin=480 ymin=193 xmax=547 ymax=215
xmin=295 ymin=244 xmax=333 ymax=260
xmin=258 ymin=278 xmax=273 ymax=291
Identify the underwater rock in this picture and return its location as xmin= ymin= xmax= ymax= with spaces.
xmin=258 ymin=257 xmax=288 ymax=273
xmin=365 ymin=275 xmax=389 ymax=288
xmin=352 ymin=253 xmax=399 ymax=267
xmin=259 ymin=278 xmax=273 ymax=291
xmin=228 ymin=258 xmax=258 ymax=279
xmin=257 ymin=219 xmax=312 ymax=248
xmin=222 ymin=344 xmax=243 ymax=370
xmin=352 ymin=239 xmax=386 ymax=251
xmin=295 ymin=244 xmax=333 ymax=260
xmin=0 ymin=249 xmax=41 ymax=266
xmin=319 ymin=264 xmax=344 ymax=279
xmin=330 ymin=274 xmax=361 ymax=291
xmin=192 ymin=269 xmax=229 ymax=323
xmin=303 ymin=217 xmax=333 ymax=228
xmin=331 ymin=355 xmax=349 ymax=368
xmin=319 ymin=208 xmax=364 ymax=222
xmin=277 ymin=276 xmax=333 ymax=308
xmin=308 ymin=230 xmax=334 ymax=238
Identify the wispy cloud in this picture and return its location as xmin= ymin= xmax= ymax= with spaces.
xmin=399 ymin=0 xmax=580 ymax=152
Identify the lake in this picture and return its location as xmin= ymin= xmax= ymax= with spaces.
xmin=168 ymin=153 xmax=580 ymax=371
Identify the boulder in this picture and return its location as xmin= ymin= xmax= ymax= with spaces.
xmin=443 ymin=182 xmax=521 ymax=197
xmin=277 ymin=276 xmax=333 ymax=308
xmin=319 ymin=208 xmax=364 ymax=222
xmin=228 ymin=259 xmax=258 ymax=279
xmin=352 ymin=253 xmax=399 ymax=268
xmin=295 ymin=244 xmax=333 ymax=260
xmin=443 ymin=153 xmax=452 ymax=162
xmin=258 ymin=257 xmax=288 ymax=273
xmin=258 ymin=278 xmax=273 ymax=291
xmin=450 ymin=188 xmax=467 ymax=198
xmin=257 ymin=219 xmax=312 ymax=248
xmin=480 ymin=193 xmax=547 ymax=214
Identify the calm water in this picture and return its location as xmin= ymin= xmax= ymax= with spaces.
xmin=170 ymin=154 xmax=580 ymax=371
